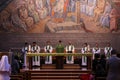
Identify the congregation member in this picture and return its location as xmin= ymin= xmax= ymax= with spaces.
xmin=81 ymin=43 xmax=90 ymax=66
xmin=31 ymin=42 xmax=41 ymax=69
xmin=56 ymin=40 xmax=64 ymax=69
xmin=0 ymin=55 xmax=11 ymax=80
xmin=44 ymin=41 xmax=53 ymax=64
xmin=22 ymin=42 xmax=31 ymax=68
xmin=107 ymin=49 xmax=120 ymax=80
xmin=104 ymin=42 xmax=112 ymax=59
xmin=100 ymin=54 xmax=106 ymax=71
xmin=65 ymin=41 xmax=75 ymax=64
xmin=92 ymin=54 xmax=106 ymax=79
xmin=92 ymin=43 xmax=101 ymax=59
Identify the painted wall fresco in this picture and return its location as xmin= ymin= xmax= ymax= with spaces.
xmin=0 ymin=0 xmax=120 ymax=33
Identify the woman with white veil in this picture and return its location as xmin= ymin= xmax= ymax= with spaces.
xmin=0 ymin=55 xmax=11 ymax=80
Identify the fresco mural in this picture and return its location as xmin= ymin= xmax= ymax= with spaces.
xmin=0 ymin=0 xmax=120 ymax=33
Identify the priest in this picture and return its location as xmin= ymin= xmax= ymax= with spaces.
xmin=31 ymin=42 xmax=41 ymax=69
xmin=65 ymin=41 xmax=75 ymax=64
xmin=44 ymin=41 xmax=53 ymax=64
xmin=56 ymin=40 xmax=64 ymax=69
xmin=22 ymin=42 xmax=31 ymax=68
xmin=81 ymin=43 xmax=90 ymax=67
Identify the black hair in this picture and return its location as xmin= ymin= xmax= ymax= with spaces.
xmin=95 ymin=54 xmax=100 ymax=59
xmin=111 ymin=49 xmax=117 ymax=55
xmin=33 ymin=42 xmax=36 ymax=44
xmin=59 ymin=40 xmax=62 ymax=43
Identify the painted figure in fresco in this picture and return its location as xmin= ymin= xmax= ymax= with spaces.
xmin=27 ymin=0 xmax=40 ymax=23
xmin=93 ymin=0 xmax=106 ymax=22
xmin=44 ymin=41 xmax=53 ymax=64
xmin=50 ymin=0 xmax=57 ymax=17
xmin=69 ymin=0 xmax=75 ymax=12
xmin=86 ymin=0 xmax=97 ymax=16
xmin=53 ymin=0 xmax=65 ymax=18
xmin=109 ymin=7 xmax=119 ymax=32
xmin=35 ymin=0 xmax=47 ymax=19
xmin=65 ymin=41 xmax=75 ymax=64
xmin=63 ymin=0 xmax=69 ymax=18
xmin=99 ymin=1 xmax=112 ymax=27
xmin=18 ymin=5 xmax=34 ymax=29
xmin=11 ymin=11 xmax=27 ymax=32
xmin=46 ymin=0 xmax=52 ymax=16
xmin=0 ymin=10 xmax=14 ymax=32
xmin=80 ymin=0 xmax=88 ymax=14
xmin=92 ymin=43 xmax=101 ymax=59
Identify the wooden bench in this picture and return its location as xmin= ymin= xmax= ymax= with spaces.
xmin=10 ymin=74 xmax=23 ymax=80
xmin=96 ymin=77 xmax=106 ymax=80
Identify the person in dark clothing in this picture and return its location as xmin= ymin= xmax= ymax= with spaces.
xmin=92 ymin=54 xmax=106 ymax=78
xmin=100 ymin=54 xmax=107 ymax=71
xmin=92 ymin=53 xmax=100 ymax=73
xmin=11 ymin=56 xmax=20 ymax=75
xmin=107 ymin=49 xmax=120 ymax=80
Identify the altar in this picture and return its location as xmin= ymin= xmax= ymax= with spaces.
xmin=26 ymin=53 xmax=93 ymax=69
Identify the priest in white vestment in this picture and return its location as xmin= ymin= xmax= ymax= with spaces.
xmin=65 ymin=41 xmax=75 ymax=64
xmin=81 ymin=43 xmax=90 ymax=66
xmin=0 ymin=55 xmax=11 ymax=80
xmin=22 ymin=42 xmax=31 ymax=68
xmin=31 ymin=42 xmax=41 ymax=68
xmin=92 ymin=43 xmax=101 ymax=59
xmin=44 ymin=41 xmax=53 ymax=64
xmin=104 ymin=42 xmax=112 ymax=59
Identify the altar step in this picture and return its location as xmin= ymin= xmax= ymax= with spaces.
xmin=41 ymin=64 xmax=80 ymax=69
xmin=23 ymin=69 xmax=91 ymax=80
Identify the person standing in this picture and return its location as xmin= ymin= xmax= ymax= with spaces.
xmin=107 ymin=49 xmax=120 ymax=80
xmin=104 ymin=42 xmax=112 ymax=59
xmin=0 ymin=55 xmax=11 ymax=80
xmin=65 ymin=41 xmax=75 ymax=64
xmin=44 ymin=41 xmax=53 ymax=64
xmin=22 ymin=42 xmax=31 ymax=68
xmin=81 ymin=43 xmax=90 ymax=66
xmin=31 ymin=42 xmax=41 ymax=69
xmin=56 ymin=40 xmax=64 ymax=69
xmin=92 ymin=43 xmax=101 ymax=59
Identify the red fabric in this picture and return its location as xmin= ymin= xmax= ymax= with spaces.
xmin=80 ymin=74 xmax=90 ymax=80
